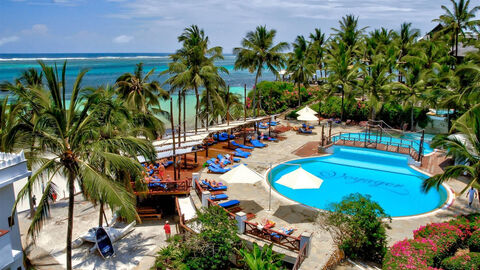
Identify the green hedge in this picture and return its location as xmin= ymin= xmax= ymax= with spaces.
xmin=441 ymin=252 xmax=480 ymax=270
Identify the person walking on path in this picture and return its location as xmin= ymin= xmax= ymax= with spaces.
xmin=163 ymin=220 xmax=171 ymax=241
xmin=467 ymin=187 xmax=477 ymax=208
xmin=32 ymin=195 xmax=37 ymax=208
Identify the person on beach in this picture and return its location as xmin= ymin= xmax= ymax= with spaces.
xmin=32 ymin=195 xmax=37 ymax=208
xmin=164 ymin=220 xmax=171 ymax=240
xmin=467 ymin=187 xmax=477 ymax=208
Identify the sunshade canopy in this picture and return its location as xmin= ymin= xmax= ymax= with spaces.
xmin=297 ymin=112 xmax=318 ymax=122
xmin=275 ymin=167 xmax=323 ymax=189
xmin=220 ymin=164 xmax=263 ymax=184
xmin=297 ymin=106 xmax=318 ymax=115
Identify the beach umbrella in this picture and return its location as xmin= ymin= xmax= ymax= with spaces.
xmin=297 ymin=106 xmax=318 ymax=115
xmin=275 ymin=167 xmax=323 ymax=189
xmin=220 ymin=164 xmax=263 ymax=184
xmin=296 ymin=112 xmax=318 ymax=122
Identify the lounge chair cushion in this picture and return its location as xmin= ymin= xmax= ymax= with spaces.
xmin=210 ymin=194 xmax=228 ymax=201
xmin=250 ymin=139 xmax=266 ymax=147
xmin=219 ymin=200 xmax=240 ymax=208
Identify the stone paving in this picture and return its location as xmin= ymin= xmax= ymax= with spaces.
xmin=197 ymin=119 xmax=475 ymax=269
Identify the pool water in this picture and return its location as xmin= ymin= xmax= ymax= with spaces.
xmin=332 ymin=132 xmax=434 ymax=154
xmin=269 ymin=146 xmax=448 ymax=217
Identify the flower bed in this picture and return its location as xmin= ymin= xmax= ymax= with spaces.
xmin=383 ymin=214 xmax=480 ymax=270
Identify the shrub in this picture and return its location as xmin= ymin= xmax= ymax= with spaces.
xmin=321 ymin=193 xmax=391 ymax=264
xmin=252 ymin=81 xmax=315 ymax=114
xmin=468 ymin=231 xmax=480 ymax=252
xmin=413 ymin=223 xmax=464 ymax=261
xmin=440 ymin=252 xmax=480 ymax=270
xmin=382 ymin=238 xmax=439 ymax=270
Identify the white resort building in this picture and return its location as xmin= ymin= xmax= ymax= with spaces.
xmin=0 ymin=151 xmax=31 ymax=270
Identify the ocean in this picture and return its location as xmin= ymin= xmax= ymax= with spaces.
xmin=0 ymin=53 xmax=276 ymax=126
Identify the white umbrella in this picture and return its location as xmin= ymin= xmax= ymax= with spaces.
xmin=276 ymin=167 xmax=323 ymax=189
xmin=279 ymin=69 xmax=287 ymax=75
xmin=297 ymin=106 xmax=318 ymax=115
xmin=220 ymin=164 xmax=263 ymax=184
xmin=297 ymin=112 xmax=318 ymax=122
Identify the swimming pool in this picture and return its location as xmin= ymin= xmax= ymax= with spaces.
xmin=332 ymin=132 xmax=434 ymax=154
xmin=268 ymin=146 xmax=448 ymax=217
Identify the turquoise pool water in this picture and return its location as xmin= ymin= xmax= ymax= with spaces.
xmin=269 ymin=146 xmax=448 ymax=217
xmin=332 ymin=132 xmax=434 ymax=154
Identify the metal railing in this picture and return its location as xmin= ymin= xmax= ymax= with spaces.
xmin=330 ymin=132 xmax=423 ymax=162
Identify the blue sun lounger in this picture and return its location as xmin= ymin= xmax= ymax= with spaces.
xmin=208 ymin=164 xmax=231 ymax=174
xmin=234 ymin=150 xmax=250 ymax=158
xmin=217 ymin=154 xmax=240 ymax=163
xmin=202 ymin=179 xmax=228 ymax=190
xmin=269 ymin=121 xmax=278 ymax=126
xmin=162 ymin=160 xmax=173 ymax=167
xmin=235 ymin=148 xmax=251 ymax=156
xmin=231 ymin=141 xmax=254 ymax=150
xmin=257 ymin=123 xmax=268 ymax=129
xmin=299 ymin=128 xmax=313 ymax=134
xmin=210 ymin=194 xmax=228 ymax=201
xmin=219 ymin=200 xmax=240 ymax=208
xmin=302 ymin=123 xmax=314 ymax=129
xmin=250 ymin=139 xmax=266 ymax=148
xmin=271 ymin=228 xmax=294 ymax=240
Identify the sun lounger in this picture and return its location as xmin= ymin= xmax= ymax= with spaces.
xmin=202 ymin=180 xmax=228 ymax=190
xmin=269 ymin=121 xmax=278 ymax=126
xmin=162 ymin=160 xmax=173 ymax=167
xmin=235 ymin=148 xmax=251 ymax=156
xmin=231 ymin=141 xmax=254 ymax=150
xmin=208 ymin=165 xmax=231 ymax=174
xmin=250 ymin=139 xmax=266 ymax=148
xmin=234 ymin=150 xmax=250 ymax=158
xmin=219 ymin=200 xmax=240 ymax=208
xmin=271 ymin=228 xmax=294 ymax=240
xmin=298 ymin=128 xmax=312 ymax=134
xmin=210 ymin=194 xmax=228 ymax=201
xmin=257 ymin=123 xmax=268 ymax=129
xmin=302 ymin=123 xmax=314 ymax=129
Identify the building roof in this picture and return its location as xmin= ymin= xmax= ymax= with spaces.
xmin=0 ymin=151 xmax=32 ymax=189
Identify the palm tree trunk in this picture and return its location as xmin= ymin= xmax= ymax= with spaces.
xmin=298 ymin=83 xmax=301 ymax=107
xmin=340 ymin=86 xmax=345 ymax=122
xmin=194 ymin=85 xmax=199 ymax=134
xmin=254 ymin=68 xmax=261 ymax=117
xmin=178 ymin=93 xmax=182 ymax=147
xmin=183 ymin=92 xmax=186 ymax=142
xmin=28 ymin=181 xmax=35 ymax=218
xmin=66 ymin=170 xmax=75 ymax=270
xmin=206 ymin=88 xmax=209 ymax=131
xmin=98 ymin=200 xmax=104 ymax=227
xmin=410 ymin=104 xmax=415 ymax=131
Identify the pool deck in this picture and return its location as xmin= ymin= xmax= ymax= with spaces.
xmin=197 ymin=120 xmax=476 ymax=269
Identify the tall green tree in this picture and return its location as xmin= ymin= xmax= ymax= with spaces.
xmin=423 ymin=105 xmax=480 ymax=194
xmin=434 ymin=0 xmax=480 ymax=58
xmin=287 ymin=35 xmax=316 ymax=106
xmin=233 ymin=25 xmax=289 ymax=116
xmin=13 ymin=62 xmax=156 ymax=270
xmin=308 ymin=28 xmax=327 ymax=80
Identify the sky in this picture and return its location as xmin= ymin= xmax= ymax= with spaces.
xmin=0 ymin=0 xmax=462 ymax=53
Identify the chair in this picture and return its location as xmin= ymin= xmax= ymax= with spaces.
xmin=219 ymin=200 xmax=240 ymax=208
xmin=208 ymin=165 xmax=231 ymax=174
xmin=231 ymin=141 xmax=254 ymax=150
xmin=270 ymin=228 xmax=294 ymax=241
xmin=298 ymin=128 xmax=313 ymax=134
xmin=162 ymin=160 xmax=173 ymax=168
xmin=234 ymin=150 xmax=250 ymax=158
xmin=302 ymin=123 xmax=314 ymax=129
xmin=250 ymin=139 xmax=266 ymax=148
xmin=202 ymin=179 xmax=228 ymax=190
xmin=235 ymin=148 xmax=251 ymax=156
xmin=210 ymin=194 xmax=228 ymax=201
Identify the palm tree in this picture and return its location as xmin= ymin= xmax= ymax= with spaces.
xmin=233 ymin=25 xmax=289 ymax=116
xmin=13 ymin=61 xmax=156 ymax=270
xmin=238 ymin=243 xmax=284 ymax=270
xmin=116 ymin=62 xmax=169 ymax=113
xmin=422 ymin=105 xmax=480 ymax=194
xmin=287 ymin=35 xmax=316 ymax=106
xmin=395 ymin=23 xmax=420 ymax=82
xmin=332 ymin=15 xmax=367 ymax=56
xmin=308 ymin=28 xmax=327 ymax=81
xmin=325 ymin=40 xmax=360 ymax=121
xmin=434 ymin=0 xmax=480 ymax=59
xmin=166 ymin=25 xmax=226 ymax=133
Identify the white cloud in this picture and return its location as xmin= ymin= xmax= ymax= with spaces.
xmin=113 ymin=35 xmax=133 ymax=44
xmin=21 ymin=24 xmax=48 ymax=35
xmin=0 ymin=36 xmax=19 ymax=46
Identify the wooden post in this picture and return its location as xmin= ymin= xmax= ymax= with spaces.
xmin=170 ymin=98 xmax=177 ymax=181
xmin=418 ymin=130 xmax=424 ymax=163
xmin=244 ymin=84 xmax=247 ymax=122
xmin=328 ymin=122 xmax=332 ymax=143
xmin=227 ymin=85 xmax=230 ymax=126
xmin=321 ymin=125 xmax=325 ymax=146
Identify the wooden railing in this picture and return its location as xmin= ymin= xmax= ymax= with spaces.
xmin=244 ymin=221 xmax=301 ymax=251
xmin=330 ymin=132 xmax=423 ymax=163
xmin=134 ymin=179 xmax=191 ymax=195
xmin=175 ymin=197 xmax=195 ymax=234
xmin=293 ymin=241 xmax=308 ymax=270
xmin=194 ymin=179 xmax=204 ymax=198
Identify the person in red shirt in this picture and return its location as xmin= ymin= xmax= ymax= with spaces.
xmin=163 ymin=220 xmax=171 ymax=240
